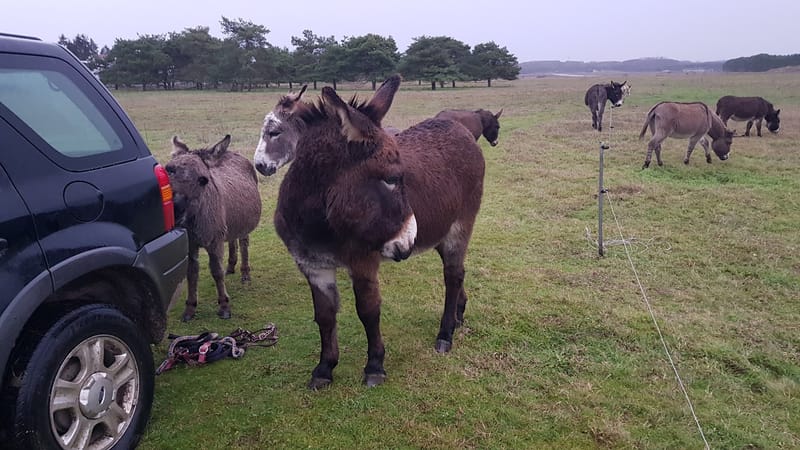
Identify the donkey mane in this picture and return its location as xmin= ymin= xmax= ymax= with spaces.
xmin=295 ymin=97 xmax=329 ymax=125
xmin=294 ymin=92 xmax=386 ymax=131
xmin=277 ymin=94 xmax=298 ymax=110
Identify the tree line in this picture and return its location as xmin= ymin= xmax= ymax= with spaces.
xmin=59 ymin=17 xmax=520 ymax=91
xmin=722 ymin=53 xmax=800 ymax=72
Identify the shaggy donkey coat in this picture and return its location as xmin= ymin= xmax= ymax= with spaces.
xmin=166 ymin=135 xmax=262 ymax=320
xmin=273 ymin=76 xmax=485 ymax=389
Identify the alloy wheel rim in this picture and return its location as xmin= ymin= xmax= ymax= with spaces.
xmin=49 ymin=334 xmax=140 ymax=450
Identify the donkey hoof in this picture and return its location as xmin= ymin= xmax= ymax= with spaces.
xmin=241 ymin=274 xmax=251 ymax=283
xmin=308 ymin=377 xmax=332 ymax=390
xmin=435 ymin=339 xmax=452 ymax=353
xmin=363 ymin=373 xmax=387 ymax=387
xmin=181 ymin=313 xmax=194 ymax=322
xmin=217 ymin=309 xmax=231 ymax=320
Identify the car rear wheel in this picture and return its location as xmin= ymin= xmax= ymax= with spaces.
xmin=10 ymin=304 xmax=154 ymax=450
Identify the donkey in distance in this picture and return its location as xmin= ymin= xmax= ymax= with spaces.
xmin=434 ymin=108 xmax=503 ymax=146
xmin=639 ymin=101 xmax=734 ymax=169
xmin=715 ymin=95 xmax=780 ymax=137
xmin=584 ymin=80 xmax=627 ymax=132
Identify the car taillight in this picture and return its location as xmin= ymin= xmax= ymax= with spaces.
xmin=154 ymin=164 xmax=175 ymax=231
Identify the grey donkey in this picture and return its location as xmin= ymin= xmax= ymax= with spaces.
xmin=166 ymin=135 xmax=262 ymax=320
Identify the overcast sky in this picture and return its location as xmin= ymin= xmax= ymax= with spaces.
xmin=3 ymin=0 xmax=798 ymax=62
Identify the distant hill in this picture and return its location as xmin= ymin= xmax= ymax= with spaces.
xmin=519 ymin=57 xmax=724 ymax=75
xmin=723 ymin=53 xmax=800 ymax=72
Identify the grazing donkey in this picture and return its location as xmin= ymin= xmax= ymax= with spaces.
xmin=166 ymin=135 xmax=262 ymax=320
xmin=715 ymin=95 xmax=780 ymax=137
xmin=639 ymin=102 xmax=734 ymax=169
xmin=584 ymin=80 xmax=627 ymax=131
xmin=273 ymin=75 xmax=485 ymax=389
xmin=434 ymin=108 xmax=503 ymax=146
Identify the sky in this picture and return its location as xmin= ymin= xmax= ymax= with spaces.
xmin=3 ymin=0 xmax=798 ymax=62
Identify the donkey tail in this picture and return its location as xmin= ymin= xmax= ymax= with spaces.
xmin=639 ymin=102 xmax=666 ymax=140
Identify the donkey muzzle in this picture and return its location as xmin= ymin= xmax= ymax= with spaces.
xmin=255 ymin=161 xmax=277 ymax=176
xmin=381 ymin=214 xmax=417 ymax=262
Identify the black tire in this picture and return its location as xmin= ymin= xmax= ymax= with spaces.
xmin=9 ymin=304 xmax=154 ymax=450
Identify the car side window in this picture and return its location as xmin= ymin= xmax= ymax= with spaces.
xmin=0 ymin=68 xmax=122 ymax=157
xmin=0 ymin=54 xmax=137 ymax=171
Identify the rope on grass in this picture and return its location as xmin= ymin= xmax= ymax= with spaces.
xmin=585 ymin=227 xmax=671 ymax=254
xmin=585 ymin=226 xmax=633 ymax=249
xmin=604 ymin=190 xmax=710 ymax=450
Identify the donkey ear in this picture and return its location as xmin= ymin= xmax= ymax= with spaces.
xmin=171 ymin=136 xmax=190 ymax=157
xmin=288 ymin=84 xmax=308 ymax=103
xmin=363 ymin=74 xmax=401 ymax=125
xmin=495 ymin=108 xmax=503 ymax=119
xmin=322 ymin=86 xmax=383 ymax=145
xmin=209 ymin=134 xmax=231 ymax=156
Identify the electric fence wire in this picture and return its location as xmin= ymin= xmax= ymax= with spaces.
xmin=601 ymin=105 xmax=711 ymax=450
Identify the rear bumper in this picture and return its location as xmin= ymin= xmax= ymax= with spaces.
xmin=134 ymin=228 xmax=188 ymax=334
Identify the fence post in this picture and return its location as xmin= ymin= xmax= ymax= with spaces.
xmin=598 ymin=142 xmax=609 ymax=257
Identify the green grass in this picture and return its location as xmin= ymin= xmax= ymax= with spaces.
xmin=116 ymin=73 xmax=799 ymax=449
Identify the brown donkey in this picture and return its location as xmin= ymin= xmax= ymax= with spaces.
xmin=639 ymin=101 xmax=734 ymax=169
xmin=274 ymin=75 xmax=485 ymax=389
xmin=434 ymin=108 xmax=503 ymax=146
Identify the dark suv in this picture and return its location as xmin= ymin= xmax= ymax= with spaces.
xmin=0 ymin=33 xmax=188 ymax=449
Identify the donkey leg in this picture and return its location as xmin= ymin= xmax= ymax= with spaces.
xmin=226 ymin=239 xmax=238 ymax=274
xmin=755 ymin=118 xmax=763 ymax=137
xmin=239 ymin=236 xmax=251 ymax=283
xmin=597 ymin=103 xmax=606 ymax=132
xmin=181 ymin=243 xmax=201 ymax=322
xmin=591 ymin=109 xmax=598 ymax=130
xmin=434 ymin=225 xmax=472 ymax=353
xmin=644 ymin=139 xmax=657 ymax=169
xmin=300 ymin=265 xmax=340 ymax=389
xmin=745 ymin=120 xmax=753 ymax=137
xmin=685 ymin=136 xmax=702 ymax=165
xmin=207 ymin=241 xmax=232 ymax=319
xmin=655 ymin=144 xmax=663 ymax=167
xmin=349 ymin=257 xmax=387 ymax=387
xmin=698 ymin=137 xmax=712 ymax=164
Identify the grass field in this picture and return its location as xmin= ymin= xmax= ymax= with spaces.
xmin=116 ymin=73 xmax=799 ymax=449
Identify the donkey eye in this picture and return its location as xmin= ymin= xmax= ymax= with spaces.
xmin=382 ymin=176 xmax=401 ymax=190
xmin=267 ymin=130 xmax=281 ymax=138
